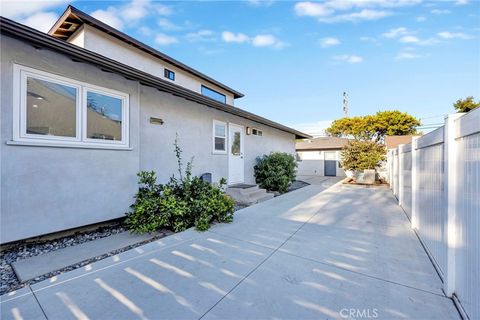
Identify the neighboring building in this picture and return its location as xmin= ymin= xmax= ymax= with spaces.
xmin=0 ymin=6 xmax=309 ymax=244
xmin=295 ymin=137 xmax=350 ymax=177
xmin=385 ymin=135 xmax=418 ymax=150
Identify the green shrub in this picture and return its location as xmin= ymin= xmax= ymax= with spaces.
xmin=340 ymin=140 xmax=386 ymax=171
xmin=254 ymin=152 xmax=297 ymax=193
xmin=125 ymin=137 xmax=235 ymax=233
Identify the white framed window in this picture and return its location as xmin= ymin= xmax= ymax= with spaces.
xmin=13 ymin=64 xmax=129 ymax=149
xmin=212 ymin=120 xmax=227 ymax=154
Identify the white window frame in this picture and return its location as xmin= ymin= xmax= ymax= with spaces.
xmin=13 ymin=64 xmax=130 ymax=149
xmin=212 ymin=120 xmax=227 ymax=154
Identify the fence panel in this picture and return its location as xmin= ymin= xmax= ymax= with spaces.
xmin=454 ymin=110 xmax=480 ymax=320
xmin=399 ymin=145 xmax=412 ymax=219
xmin=387 ymin=110 xmax=479 ymax=319
xmin=393 ymin=149 xmax=399 ymax=198
xmin=415 ymin=127 xmax=447 ymax=278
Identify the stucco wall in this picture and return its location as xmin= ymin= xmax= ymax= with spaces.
xmin=79 ymin=25 xmax=235 ymax=105
xmin=0 ymin=36 xmax=295 ymax=243
xmin=297 ymin=150 xmax=346 ymax=177
xmin=0 ymin=36 xmax=140 ymax=244
xmin=139 ymin=86 xmax=295 ymax=185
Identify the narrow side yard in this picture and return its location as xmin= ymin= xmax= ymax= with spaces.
xmin=0 ymin=179 xmax=459 ymax=320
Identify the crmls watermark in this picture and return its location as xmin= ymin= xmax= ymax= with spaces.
xmin=339 ymin=308 xmax=379 ymax=319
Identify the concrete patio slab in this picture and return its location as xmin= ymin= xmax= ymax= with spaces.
xmin=0 ymin=287 xmax=45 ymax=320
xmin=31 ymin=233 xmax=273 ymax=320
xmin=204 ymin=251 xmax=459 ymax=320
xmin=12 ymin=231 xmax=159 ymax=282
xmin=1 ymin=178 xmax=459 ymax=320
xmin=209 ymin=182 xmax=342 ymax=249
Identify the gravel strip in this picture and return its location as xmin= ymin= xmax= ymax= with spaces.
xmin=287 ymin=180 xmax=310 ymax=192
xmin=0 ymin=223 xmax=170 ymax=296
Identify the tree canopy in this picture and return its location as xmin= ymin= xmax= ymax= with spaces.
xmin=326 ymin=110 xmax=420 ymax=142
xmin=453 ymin=96 xmax=479 ymax=113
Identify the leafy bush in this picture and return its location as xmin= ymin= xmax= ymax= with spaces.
xmin=254 ymin=152 xmax=297 ymax=193
xmin=341 ymin=140 xmax=386 ymax=171
xmin=125 ymin=137 xmax=235 ymax=233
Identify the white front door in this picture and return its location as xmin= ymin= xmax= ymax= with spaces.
xmin=228 ymin=123 xmax=244 ymax=184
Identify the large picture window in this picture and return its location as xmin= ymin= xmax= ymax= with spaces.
xmin=14 ymin=65 xmax=129 ymax=148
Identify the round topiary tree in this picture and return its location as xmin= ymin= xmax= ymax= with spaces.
xmin=254 ymin=152 xmax=297 ymax=193
xmin=341 ymin=140 xmax=386 ymax=171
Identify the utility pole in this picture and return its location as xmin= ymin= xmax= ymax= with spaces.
xmin=343 ymin=91 xmax=349 ymax=117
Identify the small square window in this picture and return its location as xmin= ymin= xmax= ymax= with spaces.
xmin=164 ymin=69 xmax=175 ymax=81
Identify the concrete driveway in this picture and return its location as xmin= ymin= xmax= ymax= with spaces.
xmin=1 ymin=179 xmax=459 ymax=320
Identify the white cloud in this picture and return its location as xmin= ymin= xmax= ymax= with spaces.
xmin=294 ymin=0 xmax=420 ymax=23
xmin=19 ymin=11 xmax=59 ymax=32
xmin=430 ymin=9 xmax=451 ymax=14
xmin=252 ymin=34 xmax=288 ymax=48
xmin=121 ymin=0 xmax=150 ymax=21
xmin=320 ymin=37 xmax=341 ymax=47
xmin=382 ymin=27 xmax=409 ymax=38
xmin=399 ymin=35 xmax=420 ymax=43
xmin=91 ymin=8 xmax=124 ymax=30
xmin=437 ymin=31 xmax=472 ymax=39
xmin=185 ymin=30 xmax=216 ymax=42
xmin=416 ymin=16 xmax=426 ymax=22
xmin=252 ymin=34 xmax=276 ymax=46
xmin=222 ymin=31 xmax=250 ymax=43
xmin=247 ymin=0 xmax=275 ymax=7
xmin=294 ymin=2 xmax=333 ymax=17
xmin=0 ymin=0 xmax=67 ymax=19
xmin=155 ymin=33 xmax=178 ymax=45
xmin=319 ymin=9 xmax=392 ymax=23
xmin=92 ymin=0 xmax=172 ymax=31
xmin=396 ymin=47 xmax=425 ymax=60
xmin=155 ymin=3 xmax=173 ymax=15
xmin=333 ymin=54 xmax=363 ymax=63
xmin=221 ymin=31 xmax=287 ymax=49
xmin=157 ymin=18 xmax=180 ymax=31
xmin=455 ymin=0 xmax=469 ymax=5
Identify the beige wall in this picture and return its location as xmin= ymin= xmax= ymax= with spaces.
xmin=71 ymin=25 xmax=235 ymax=105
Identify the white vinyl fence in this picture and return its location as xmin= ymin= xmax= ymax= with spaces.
xmin=388 ymin=108 xmax=480 ymax=320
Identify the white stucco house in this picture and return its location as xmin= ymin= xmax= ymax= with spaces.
xmin=0 ymin=6 xmax=309 ymax=244
xmin=296 ymin=137 xmax=349 ymax=177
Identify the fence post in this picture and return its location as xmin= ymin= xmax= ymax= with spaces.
xmin=398 ymin=144 xmax=405 ymax=207
xmin=411 ymin=137 xmax=419 ymax=229
xmin=444 ymin=113 xmax=462 ymax=297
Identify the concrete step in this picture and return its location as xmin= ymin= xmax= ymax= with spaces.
xmin=11 ymin=231 xmax=158 ymax=282
xmin=226 ymin=185 xmax=274 ymax=205
xmin=250 ymin=191 xmax=275 ymax=204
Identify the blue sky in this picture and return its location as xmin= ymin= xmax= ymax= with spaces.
xmin=3 ymin=0 xmax=479 ymax=133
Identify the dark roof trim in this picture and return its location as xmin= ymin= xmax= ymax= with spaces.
xmin=0 ymin=17 xmax=310 ymax=139
xmin=48 ymin=6 xmax=244 ymax=99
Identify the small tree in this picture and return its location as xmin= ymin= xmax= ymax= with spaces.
xmin=453 ymin=96 xmax=479 ymax=113
xmin=341 ymin=140 xmax=386 ymax=171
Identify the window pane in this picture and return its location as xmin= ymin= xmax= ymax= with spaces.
xmin=201 ymin=86 xmax=226 ymax=103
xmin=215 ymin=123 xmax=225 ymax=137
xmin=215 ymin=137 xmax=225 ymax=151
xmin=231 ymin=132 xmax=241 ymax=155
xmin=87 ymin=91 xmax=123 ymax=141
xmin=26 ymin=77 xmax=77 ymax=137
